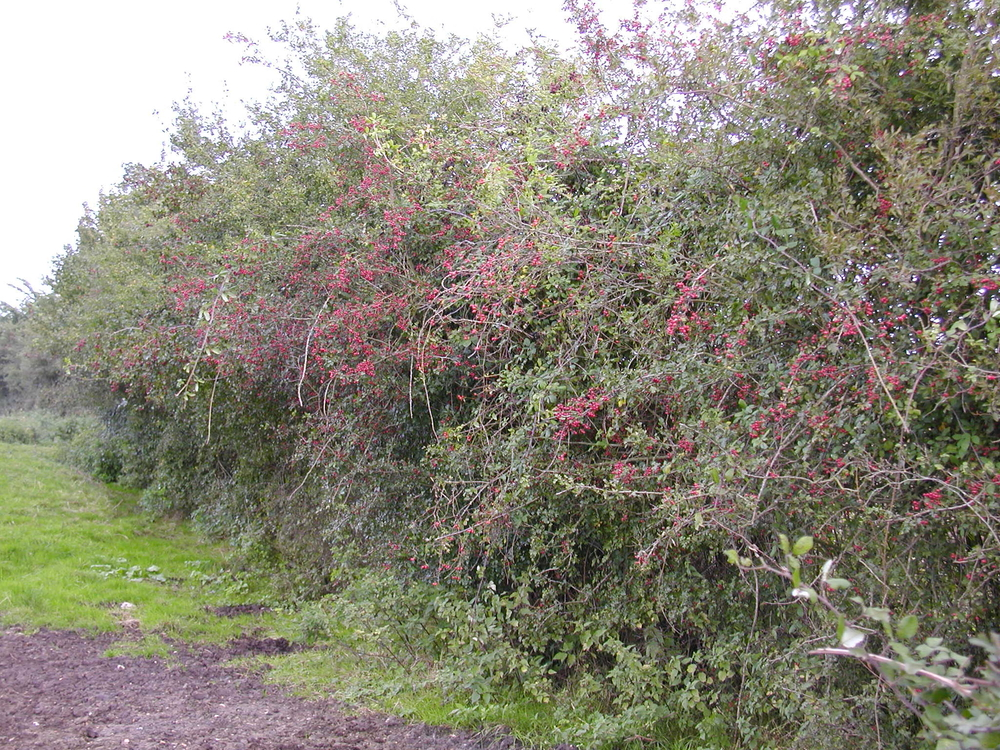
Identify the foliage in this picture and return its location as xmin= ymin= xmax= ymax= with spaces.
xmin=20 ymin=0 xmax=1000 ymax=746
xmin=0 ymin=410 xmax=98 ymax=444
xmin=729 ymin=536 xmax=1000 ymax=749
xmin=0 ymin=297 xmax=69 ymax=413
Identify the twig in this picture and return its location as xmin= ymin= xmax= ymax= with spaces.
xmin=809 ymin=648 xmax=975 ymax=698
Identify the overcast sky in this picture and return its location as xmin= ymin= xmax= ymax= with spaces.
xmin=0 ymin=0 xmax=598 ymax=308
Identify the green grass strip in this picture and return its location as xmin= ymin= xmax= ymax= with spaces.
xmin=0 ymin=443 xmax=280 ymax=641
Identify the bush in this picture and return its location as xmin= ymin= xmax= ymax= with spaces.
xmin=59 ymin=418 xmax=123 ymax=482
xmin=0 ymin=411 xmax=100 ymax=446
xmin=0 ymin=416 xmax=37 ymax=444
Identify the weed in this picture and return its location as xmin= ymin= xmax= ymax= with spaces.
xmin=104 ymin=633 xmax=178 ymax=663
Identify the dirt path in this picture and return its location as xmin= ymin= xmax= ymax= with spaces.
xmin=0 ymin=628 xmax=510 ymax=750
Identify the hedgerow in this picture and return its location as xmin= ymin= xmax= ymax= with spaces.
xmin=26 ymin=0 xmax=1000 ymax=745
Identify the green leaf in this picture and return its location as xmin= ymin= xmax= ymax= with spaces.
xmin=840 ymin=627 xmax=866 ymax=649
xmin=792 ymin=536 xmax=813 ymax=556
xmin=895 ymin=614 xmax=919 ymax=640
xmin=934 ymin=737 xmax=961 ymax=750
xmin=826 ymin=578 xmax=852 ymax=591
xmin=779 ymin=534 xmax=790 ymax=555
xmin=889 ymin=642 xmax=912 ymax=660
xmin=864 ymin=606 xmax=891 ymax=624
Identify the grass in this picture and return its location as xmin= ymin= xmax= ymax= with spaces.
xmin=229 ymin=645 xmax=563 ymax=745
xmin=0 ymin=442 xmax=286 ymax=642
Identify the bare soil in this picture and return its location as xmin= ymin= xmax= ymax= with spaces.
xmin=0 ymin=627 xmax=517 ymax=750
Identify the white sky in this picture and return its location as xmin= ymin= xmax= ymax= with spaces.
xmin=0 ymin=0 xmax=608 ymax=308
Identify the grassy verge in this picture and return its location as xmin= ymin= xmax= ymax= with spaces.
xmin=0 ymin=410 xmax=96 ymax=446
xmin=231 ymin=646 xmax=562 ymax=746
xmin=0 ymin=442 xmax=286 ymax=642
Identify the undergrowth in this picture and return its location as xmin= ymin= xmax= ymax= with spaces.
xmin=0 ymin=410 xmax=96 ymax=447
xmin=272 ymin=574 xmax=738 ymax=750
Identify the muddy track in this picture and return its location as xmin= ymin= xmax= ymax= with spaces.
xmin=0 ymin=628 xmax=523 ymax=750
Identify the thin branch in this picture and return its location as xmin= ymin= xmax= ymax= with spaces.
xmin=809 ymin=648 xmax=975 ymax=698
xmin=297 ymin=293 xmax=334 ymax=407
